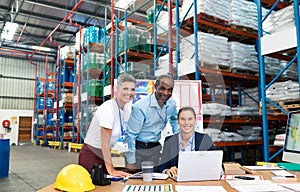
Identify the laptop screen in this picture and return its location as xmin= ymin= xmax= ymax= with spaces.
xmin=175 ymin=150 xmax=223 ymax=182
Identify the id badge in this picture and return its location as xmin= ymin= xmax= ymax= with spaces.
xmin=112 ymin=136 xmax=129 ymax=153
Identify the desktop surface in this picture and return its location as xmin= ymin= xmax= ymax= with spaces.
xmin=37 ymin=171 xmax=300 ymax=192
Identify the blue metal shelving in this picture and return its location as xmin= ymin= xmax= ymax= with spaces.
xmin=256 ymin=0 xmax=300 ymax=161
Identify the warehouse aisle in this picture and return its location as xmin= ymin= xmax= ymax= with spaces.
xmin=0 ymin=143 xmax=78 ymax=192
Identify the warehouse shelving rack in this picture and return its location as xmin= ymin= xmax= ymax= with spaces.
xmin=35 ymin=74 xmax=55 ymax=147
xmin=33 ymin=77 xmax=42 ymax=145
xmin=256 ymin=0 xmax=300 ymax=162
xmin=75 ymin=26 xmax=110 ymax=144
xmin=108 ymin=0 xmax=292 ymax=163
xmin=109 ymin=0 xmax=174 ymax=80
xmin=111 ymin=16 xmax=152 ymax=78
xmin=81 ymin=44 xmax=103 ymax=143
xmin=173 ymin=0 xmax=290 ymax=163
xmin=54 ymin=56 xmax=76 ymax=148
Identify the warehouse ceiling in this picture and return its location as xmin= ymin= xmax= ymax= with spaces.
xmin=0 ymin=0 xmax=152 ymax=57
xmin=0 ymin=0 xmax=291 ymax=59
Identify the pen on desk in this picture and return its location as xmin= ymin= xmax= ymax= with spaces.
xmin=234 ymin=176 xmax=255 ymax=180
xmin=105 ymin=175 xmax=123 ymax=181
xmin=122 ymin=175 xmax=130 ymax=183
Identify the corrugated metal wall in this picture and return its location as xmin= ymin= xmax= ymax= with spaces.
xmin=0 ymin=56 xmax=55 ymax=110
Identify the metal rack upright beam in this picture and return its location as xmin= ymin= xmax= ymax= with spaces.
xmin=256 ymin=0 xmax=300 ymax=161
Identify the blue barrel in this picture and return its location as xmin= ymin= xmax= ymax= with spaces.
xmin=38 ymin=98 xmax=44 ymax=110
xmin=64 ymin=111 xmax=73 ymax=123
xmin=47 ymin=98 xmax=53 ymax=109
xmin=60 ymin=70 xmax=69 ymax=83
xmin=39 ymin=81 xmax=45 ymax=94
xmin=99 ymin=28 xmax=106 ymax=43
xmin=46 ymin=113 xmax=54 ymax=126
xmin=0 ymin=139 xmax=10 ymax=178
xmin=47 ymin=82 xmax=55 ymax=91
xmin=68 ymin=71 xmax=75 ymax=82
xmin=87 ymin=26 xmax=100 ymax=43
xmin=84 ymin=29 xmax=90 ymax=45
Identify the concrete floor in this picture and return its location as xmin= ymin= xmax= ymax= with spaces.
xmin=0 ymin=142 xmax=78 ymax=192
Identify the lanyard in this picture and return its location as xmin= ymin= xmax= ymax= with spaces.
xmin=155 ymin=105 xmax=168 ymax=129
xmin=180 ymin=134 xmax=194 ymax=152
xmin=115 ymin=98 xmax=125 ymax=136
xmin=190 ymin=134 xmax=194 ymax=151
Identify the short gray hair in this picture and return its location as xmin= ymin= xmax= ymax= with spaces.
xmin=117 ymin=73 xmax=136 ymax=87
xmin=155 ymin=74 xmax=174 ymax=87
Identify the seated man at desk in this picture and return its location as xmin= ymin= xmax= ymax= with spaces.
xmin=159 ymin=106 xmax=216 ymax=177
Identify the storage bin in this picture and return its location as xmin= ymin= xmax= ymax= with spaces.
xmin=84 ymin=52 xmax=105 ymax=72
xmin=0 ymin=139 xmax=10 ymax=178
xmin=84 ymin=80 xmax=103 ymax=97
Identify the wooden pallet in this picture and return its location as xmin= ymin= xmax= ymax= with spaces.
xmin=278 ymin=99 xmax=300 ymax=106
xmin=38 ymin=92 xmax=55 ymax=98
xmin=199 ymin=13 xmax=229 ymax=26
xmin=265 ymin=103 xmax=300 ymax=115
xmin=231 ymin=68 xmax=258 ymax=76
xmin=231 ymin=115 xmax=260 ymax=120
xmin=126 ymin=48 xmax=154 ymax=56
xmin=230 ymin=24 xmax=257 ymax=34
xmin=84 ymin=42 xmax=104 ymax=53
xmin=201 ymin=61 xmax=231 ymax=72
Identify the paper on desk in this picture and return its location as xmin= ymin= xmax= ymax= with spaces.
xmin=129 ymin=172 xmax=169 ymax=180
xmin=175 ymin=185 xmax=227 ymax=192
xmin=279 ymin=183 xmax=300 ymax=191
xmin=221 ymin=174 xmax=264 ymax=180
xmin=227 ymin=180 xmax=291 ymax=192
xmin=271 ymin=170 xmax=296 ymax=178
xmin=122 ymin=184 xmax=173 ymax=192
xmin=242 ymin=165 xmax=283 ymax=171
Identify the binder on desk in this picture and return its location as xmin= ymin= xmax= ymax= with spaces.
xmin=241 ymin=166 xmax=282 ymax=173
xmin=277 ymin=162 xmax=300 ymax=171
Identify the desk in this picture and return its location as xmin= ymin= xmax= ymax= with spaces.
xmin=37 ymin=171 xmax=300 ymax=192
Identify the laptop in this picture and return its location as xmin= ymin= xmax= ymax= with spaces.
xmin=171 ymin=150 xmax=223 ymax=182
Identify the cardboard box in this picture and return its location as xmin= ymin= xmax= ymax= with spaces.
xmin=224 ymin=162 xmax=246 ymax=175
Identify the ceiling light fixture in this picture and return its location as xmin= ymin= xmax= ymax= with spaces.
xmin=31 ymin=46 xmax=52 ymax=52
xmin=115 ymin=0 xmax=136 ymax=9
xmin=0 ymin=22 xmax=18 ymax=41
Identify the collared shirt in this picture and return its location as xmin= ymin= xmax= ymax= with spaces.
xmin=125 ymin=93 xmax=179 ymax=164
xmin=178 ymin=132 xmax=195 ymax=152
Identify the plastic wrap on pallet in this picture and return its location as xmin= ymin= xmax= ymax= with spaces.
xmin=263 ymin=4 xmax=298 ymax=33
xmin=146 ymin=5 xmax=166 ymax=24
xmin=84 ymin=52 xmax=105 ymax=72
xmin=156 ymin=51 xmax=176 ymax=76
xmin=266 ymin=80 xmax=300 ymax=102
xmin=119 ymin=62 xmax=151 ymax=79
xmin=264 ymin=57 xmax=281 ymax=75
xmin=230 ymin=0 xmax=258 ymax=29
xmin=180 ymin=32 xmax=230 ymax=67
xmin=214 ymin=0 xmax=230 ymax=21
xmin=281 ymin=60 xmax=298 ymax=80
xmin=61 ymin=45 xmax=75 ymax=60
xmin=84 ymin=26 xmax=105 ymax=45
xmin=202 ymin=102 xmax=231 ymax=116
xmin=180 ymin=0 xmax=230 ymax=22
xmin=76 ymin=28 xmax=87 ymax=51
xmin=156 ymin=8 xmax=177 ymax=35
xmin=229 ymin=41 xmax=258 ymax=72
xmin=231 ymin=106 xmax=259 ymax=116
xmin=242 ymin=87 xmax=260 ymax=107
xmin=83 ymin=79 xmax=103 ymax=97
xmin=118 ymin=27 xmax=151 ymax=53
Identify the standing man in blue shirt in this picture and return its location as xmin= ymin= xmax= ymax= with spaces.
xmin=125 ymin=74 xmax=179 ymax=173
